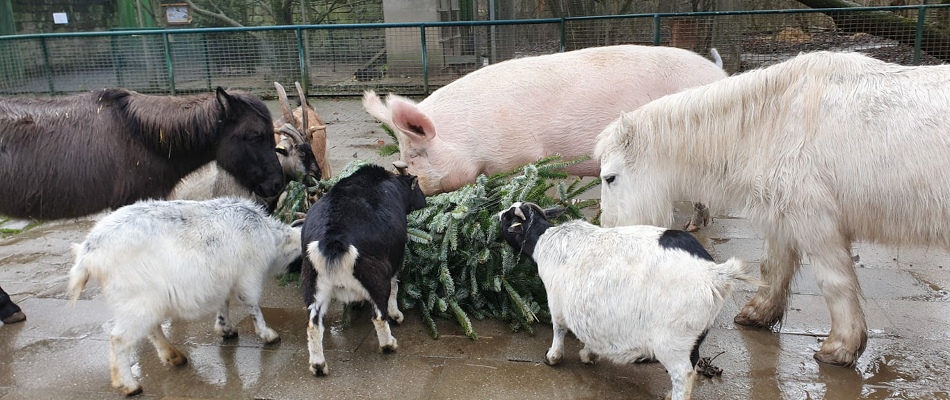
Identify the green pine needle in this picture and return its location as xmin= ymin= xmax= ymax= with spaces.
xmin=271 ymin=155 xmax=599 ymax=341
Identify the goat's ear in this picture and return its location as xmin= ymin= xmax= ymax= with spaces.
xmin=507 ymin=221 xmax=524 ymax=234
xmin=543 ymin=206 xmax=566 ymax=220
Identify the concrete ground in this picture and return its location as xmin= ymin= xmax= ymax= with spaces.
xmin=2 ymin=97 xmax=950 ymax=399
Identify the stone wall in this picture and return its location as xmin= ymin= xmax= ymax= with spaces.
xmin=11 ymin=0 xmax=116 ymax=33
xmin=10 ymin=1 xmax=383 ymax=34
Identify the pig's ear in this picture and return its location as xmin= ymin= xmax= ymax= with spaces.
xmin=390 ymin=100 xmax=437 ymax=142
xmin=362 ymin=90 xmax=392 ymax=125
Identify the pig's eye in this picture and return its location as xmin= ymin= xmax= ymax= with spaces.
xmin=603 ymin=174 xmax=616 ymax=185
xmin=408 ymin=148 xmax=426 ymax=159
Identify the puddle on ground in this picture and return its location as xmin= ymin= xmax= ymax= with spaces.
xmin=903 ymin=271 xmax=950 ymax=302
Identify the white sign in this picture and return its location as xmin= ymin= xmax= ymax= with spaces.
xmin=53 ymin=12 xmax=68 ymax=24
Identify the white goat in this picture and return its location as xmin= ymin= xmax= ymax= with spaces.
xmin=498 ymin=202 xmax=755 ymax=400
xmin=67 ymin=197 xmax=301 ymax=397
xmin=595 ymin=50 xmax=950 ymax=367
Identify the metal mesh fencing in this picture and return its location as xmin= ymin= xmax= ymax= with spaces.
xmin=1 ymin=4 xmax=949 ymax=98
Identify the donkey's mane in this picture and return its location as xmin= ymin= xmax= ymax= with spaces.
xmin=97 ymin=88 xmax=267 ymax=156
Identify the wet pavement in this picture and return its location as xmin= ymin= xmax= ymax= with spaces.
xmin=2 ymin=97 xmax=950 ymax=399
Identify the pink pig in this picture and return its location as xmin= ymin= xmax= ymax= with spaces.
xmin=363 ymin=45 xmax=726 ymax=195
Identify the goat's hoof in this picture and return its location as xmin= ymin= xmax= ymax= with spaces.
xmin=120 ymin=384 xmax=143 ymax=397
xmin=543 ymin=352 xmax=561 ymax=366
xmin=1 ymin=311 xmax=26 ymax=324
xmin=310 ymin=363 xmax=329 ymax=377
xmin=219 ymin=330 xmax=238 ymax=340
xmin=261 ymin=329 xmax=280 ymax=344
xmin=389 ymin=311 xmax=404 ymax=325
xmin=579 ymin=351 xmax=598 ymax=365
xmin=380 ymin=343 xmax=398 ymax=354
xmin=169 ymin=353 xmax=188 ymax=367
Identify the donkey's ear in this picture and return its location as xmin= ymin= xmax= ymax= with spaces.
xmin=215 ymin=87 xmax=234 ymax=118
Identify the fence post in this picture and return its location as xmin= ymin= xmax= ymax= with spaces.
xmin=914 ymin=6 xmax=925 ymax=65
xmin=40 ymin=37 xmax=54 ymax=95
xmin=559 ymin=19 xmax=566 ymax=51
xmin=296 ymin=27 xmax=308 ymax=90
xmin=203 ymin=33 xmax=212 ymax=92
xmin=653 ymin=14 xmax=662 ymax=46
xmin=163 ymin=32 xmax=176 ymax=95
xmin=420 ymin=25 xmax=429 ymax=95
xmin=111 ymin=36 xmax=123 ymax=87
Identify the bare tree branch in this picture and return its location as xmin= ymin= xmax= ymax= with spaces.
xmin=183 ymin=0 xmax=246 ymax=27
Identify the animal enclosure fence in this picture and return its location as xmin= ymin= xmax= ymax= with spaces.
xmin=1 ymin=4 xmax=948 ymax=97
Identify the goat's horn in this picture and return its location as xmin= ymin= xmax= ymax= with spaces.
xmin=513 ymin=206 xmax=526 ymax=220
xmin=274 ymin=82 xmax=297 ymax=126
xmin=294 ymin=82 xmax=309 ymax=138
xmin=278 ymin=123 xmax=305 ymax=144
xmin=393 ymin=160 xmax=409 ymax=175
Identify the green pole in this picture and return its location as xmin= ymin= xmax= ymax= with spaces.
xmin=40 ymin=37 xmax=54 ymax=94
xmin=163 ymin=32 xmax=175 ymax=94
xmin=420 ymin=25 xmax=429 ymax=95
xmin=653 ymin=15 xmax=661 ymax=46
xmin=558 ymin=19 xmax=565 ymax=52
xmin=203 ymin=33 xmax=212 ymax=92
xmin=111 ymin=35 xmax=123 ymax=87
xmin=0 ymin=0 xmax=22 ymax=84
xmin=117 ymin=0 xmax=157 ymax=28
xmin=1 ymin=0 xmax=14 ymax=35
xmin=117 ymin=0 xmax=138 ymax=28
xmin=914 ymin=6 xmax=925 ymax=65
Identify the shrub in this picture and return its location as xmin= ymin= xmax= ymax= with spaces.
xmin=273 ymin=156 xmax=600 ymax=340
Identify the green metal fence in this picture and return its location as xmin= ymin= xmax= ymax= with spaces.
xmin=1 ymin=4 xmax=949 ymax=97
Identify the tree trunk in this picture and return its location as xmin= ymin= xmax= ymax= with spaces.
xmin=795 ymin=0 xmax=950 ymax=62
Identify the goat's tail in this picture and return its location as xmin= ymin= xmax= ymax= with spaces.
xmin=711 ymin=257 xmax=764 ymax=291
xmin=66 ymin=243 xmax=90 ymax=306
xmin=306 ymin=240 xmax=359 ymax=274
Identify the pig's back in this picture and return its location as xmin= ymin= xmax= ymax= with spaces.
xmin=419 ymin=45 xmax=727 ymax=176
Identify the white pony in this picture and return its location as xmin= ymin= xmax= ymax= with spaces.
xmin=596 ymin=51 xmax=950 ymax=367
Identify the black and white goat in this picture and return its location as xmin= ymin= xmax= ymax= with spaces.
xmin=67 ymin=197 xmax=302 ymax=397
xmin=498 ymin=202 xmax=757 ymax=400
xmin=300 ymin=161 xmax=426 ymax=377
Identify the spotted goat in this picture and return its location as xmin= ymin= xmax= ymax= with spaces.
xmin=499 ymin=202 xmax=756 ymax=400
